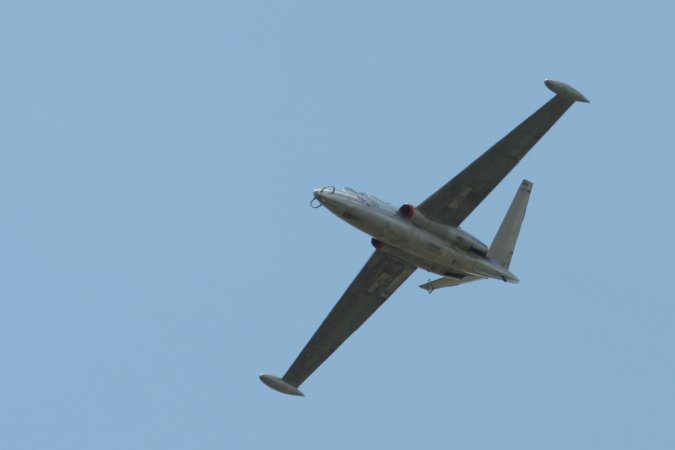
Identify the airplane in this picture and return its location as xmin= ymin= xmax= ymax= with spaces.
xmin=260 ymin=79 xmax=589 ymax=396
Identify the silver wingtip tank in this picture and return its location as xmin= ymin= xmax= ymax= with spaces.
xmin=544 ymin=79 xmax=590 ymax=103
xmin=259 ymin=373 xmax=305 ymax=396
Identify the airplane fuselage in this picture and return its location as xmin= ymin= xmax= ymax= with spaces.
xmin=313 ymin=187 xmax=518 ymax=283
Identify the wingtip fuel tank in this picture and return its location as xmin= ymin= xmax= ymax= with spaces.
xmin=544 ymin=79 xmax=590 ymax=103
xmin=259 ymin=373 xmax=305 ymax=396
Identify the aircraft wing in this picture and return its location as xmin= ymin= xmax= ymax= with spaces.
xmin=261 ymin=251 xmax=415 ymax=395
xmin=417 ymin=83 xmax=586 ymax=227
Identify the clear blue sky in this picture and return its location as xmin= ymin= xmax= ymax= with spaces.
xmin=2 ymin=1 xmax=674 ymax=449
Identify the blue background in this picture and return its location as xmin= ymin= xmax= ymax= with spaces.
xmin=2 ymin=1 xmax=674 ymax=449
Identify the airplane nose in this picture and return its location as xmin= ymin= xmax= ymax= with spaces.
xmin=311 ymin=186 xmax=348 ymax=215
xmin=311 ymin=187 xmax=332 ymax=208
xmin=313 ymin=186 xmax=336 ymax=200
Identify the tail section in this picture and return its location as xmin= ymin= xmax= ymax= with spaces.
xmin=487 ymin=180 xmax=532 ymax=269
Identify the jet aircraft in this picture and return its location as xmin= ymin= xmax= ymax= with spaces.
xmin=260 ymin=79 xmax=589 ymax=396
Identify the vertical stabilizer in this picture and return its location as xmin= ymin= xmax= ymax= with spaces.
xmin=487 ymin=180 xmax=532 ymax=269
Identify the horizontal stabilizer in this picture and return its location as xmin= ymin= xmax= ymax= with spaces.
xmin=487 ymin=180 xmax=532 ymax=270
xmin=471 ymin=266 xmax=519 ymax=284
xmin=419 ymin=274 xmax=485 ymax=292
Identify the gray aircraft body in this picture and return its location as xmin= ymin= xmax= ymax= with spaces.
xmin=260 ymin=79 xmax=589 ymax=396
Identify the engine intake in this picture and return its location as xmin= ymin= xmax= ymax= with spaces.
xmin=398 ymin=203 xmax=415 ymax=219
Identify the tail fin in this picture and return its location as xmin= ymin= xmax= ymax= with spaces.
xmin=487 ymin=180 xmax=532 ymax=269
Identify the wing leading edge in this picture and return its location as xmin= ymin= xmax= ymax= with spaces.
xmin=260 ymin=251 xmax=415 ymax=395
xmin=417 ymin=80 xmax=588 ymax=227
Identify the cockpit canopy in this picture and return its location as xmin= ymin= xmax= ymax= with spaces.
xmin=343 ymin=187 xmax=386 ymax=205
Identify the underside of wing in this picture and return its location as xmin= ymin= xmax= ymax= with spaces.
xmin=261 ymin=251 xmax=415 ymax=395
xmin=417 ymin=82 xmax=587 ymax=227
